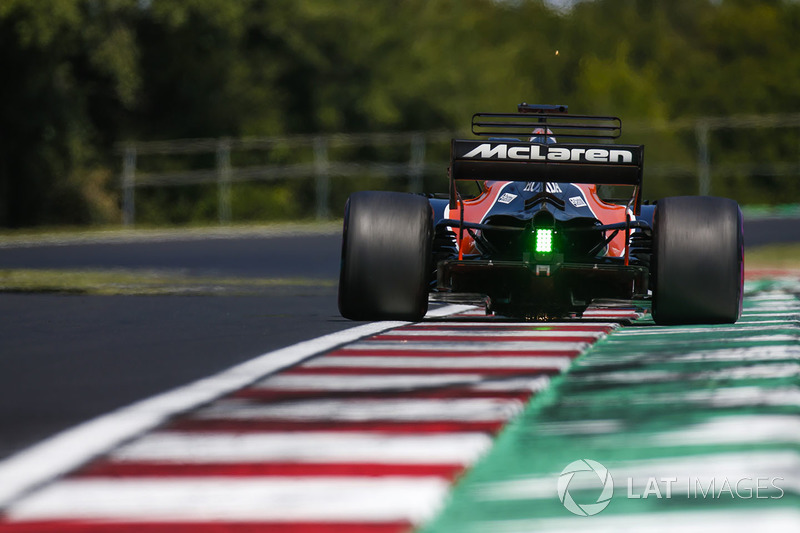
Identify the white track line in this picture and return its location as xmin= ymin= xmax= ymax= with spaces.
xmin=379 ymin=330 xmax=605 ymax=338
xmin=581 ymin=309 xmax=639 ymax=315
xmin=570 ymin=363 xmax=800 ymax=384
xmin=475 ymin=450 xmax=800 ymax=501
xmin=0 ymin=304 xmax=472 ymax=509
xmin=411 ymin=322 xmax=620 ymax=329
xmin=252 ymin=373 xmax=550 ymax=392
xmin=474 ymin=508 xmax=800 ymax=533
xmin=614 ymin=324 xmax=798 ymax=335
xmin=7 ymin=477 xmax=451 ymax=524
xmin=191 ymin=398 xmax=523 ymax=422
xmin=577 ymin=345 xmax=800 ymax=366
xmin=742 ymin=312 xmax=800 ymax=317
xmin=304 ymin=356 xmax=574 ymax=370
xmin=109 ymin=431 xmax=493 ymax=464
xmin=343 ymin=340 xmax=589 ymax=351
xmin=606 ymin=334 xmax=800 ymax=344
xmin=647 ymin=414 xmax=800 ymax=446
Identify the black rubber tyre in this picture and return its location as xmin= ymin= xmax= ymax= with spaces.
xmin=652 ymin=196 xmax=743 ymax=325
xmin=338 ymin=191 xmax=433 ymax=321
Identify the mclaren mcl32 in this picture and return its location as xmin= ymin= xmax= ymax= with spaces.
xmin=339 ymin=104 xmax=743 ymax=325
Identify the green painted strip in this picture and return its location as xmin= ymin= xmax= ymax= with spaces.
xmin=420 ymin=282 xmax=800 ymax=532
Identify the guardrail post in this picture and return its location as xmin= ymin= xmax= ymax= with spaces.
xmin=121 ymin=143 xmax=136 ymax=227
xmin=314 ymin=136 xmax=330 ymax=220
xmin=409 ymin=133 xmax=425 ymax=193
xmin=217 ymin=138 xmax=232 ymax=225
xmin=696 ymin=121 xmax=711 ymax=196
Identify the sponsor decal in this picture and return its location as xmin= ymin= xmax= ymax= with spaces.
xmin=461 ymin=143 xmax=634 ymax=164
xmin=497 ymin=192 xmax=517 ymax=204
xmin=522 ymin=182 xmax=562 ymax=194
xmin=569 ymin=196 xmax=587 ymax=208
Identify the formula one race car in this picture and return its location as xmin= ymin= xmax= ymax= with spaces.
xmin=339 ymin=104 xmax=743 ymax=325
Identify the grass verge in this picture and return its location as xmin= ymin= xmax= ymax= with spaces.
xmin=745 ymin=243 xmax=800 ymax=269
xmin=0 ymin=269 xmax=335 ymax=296
xmin=0 ymin=220 xmax=342 ymax=248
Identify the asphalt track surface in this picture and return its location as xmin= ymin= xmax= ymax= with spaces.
xmin=0 ymin=232 xmax=351 ymax=460
xmin=0 ymin=217 xmax=795 ymax=461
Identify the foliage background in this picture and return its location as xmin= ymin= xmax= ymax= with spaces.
xmin=1 ymin=0 xmax=798 ymax=227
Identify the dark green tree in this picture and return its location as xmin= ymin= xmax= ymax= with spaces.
xmin=0 ymin=0 xmax=140 ymax=227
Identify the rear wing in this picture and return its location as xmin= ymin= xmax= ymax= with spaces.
xmin=448 ymin=107 xmax=644 ymax=210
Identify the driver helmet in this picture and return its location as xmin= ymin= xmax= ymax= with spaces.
xmin=529 ymin=127 xmax=557 ymax=144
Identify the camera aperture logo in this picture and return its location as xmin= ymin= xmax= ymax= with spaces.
xmin=558 ymin=459 xmax=614 ymax=516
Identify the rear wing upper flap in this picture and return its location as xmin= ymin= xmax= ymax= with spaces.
xmin=472 ymin=111 xmax=621 ymax=139
xmin=448 ymin=139 xmax=644 ymax=209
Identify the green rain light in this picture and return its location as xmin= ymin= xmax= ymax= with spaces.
xmin=535 ymin=228 xmax=553 ymax=253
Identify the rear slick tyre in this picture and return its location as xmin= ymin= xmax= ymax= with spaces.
xmin=652 ymin=195 xmax=743 ymax=325
xmin=338 ymin=191 xmax=433 ymax=321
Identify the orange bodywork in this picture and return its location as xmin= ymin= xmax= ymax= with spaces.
xmin=446 ymin=181 xmax=630 ymax=258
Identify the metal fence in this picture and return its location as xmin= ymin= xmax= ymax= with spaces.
xmin=626 ymin=113 xmax=800 ymax=196
xmin=119 ymin=131 xmax=454 ymax=226
xmin=117 ymin=114 xmax=800 ymax=226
